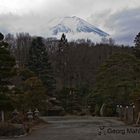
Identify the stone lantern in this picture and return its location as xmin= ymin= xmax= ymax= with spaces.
xmin=34 ymin=108 xmax=39 ymax=118
xmin=12 ymin=109 xmax=19 ymax=117
xmin=12 ymin=109 xmax=19 ymax=123
xmin=27 ymin=109 xmax=33 ymax=121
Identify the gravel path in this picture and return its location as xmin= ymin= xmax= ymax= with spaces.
xmin=1 ymin=116 xmax=140 ymax=140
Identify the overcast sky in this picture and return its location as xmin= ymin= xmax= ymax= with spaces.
xmin=0 ymin=0 xmax=140 ymax=45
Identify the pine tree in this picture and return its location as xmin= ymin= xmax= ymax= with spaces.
xmin=0 ymin=33 xmax=16 ymax=93
xmin=58 ymin=33 xmax=68 ymax=52
xmin=0 ymin=33 xmax=16 ymax=122
xmin=134 ymin=32 xmax=140 ymax=47
xmin=94 ymin=53 xmax=140 ymax=107
xmin=23 ymin=77 xmax=47 ymax=111
xmin=0 ymin=33 xmax=4 ymax=40
xmin=28 ymin=37 xmax=55 ymax=93
xmin=134 ymin=32 xmax=140 ymax=58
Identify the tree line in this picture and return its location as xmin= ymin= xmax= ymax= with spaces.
xmin=0 ymin=31 xmax=140 ymax=117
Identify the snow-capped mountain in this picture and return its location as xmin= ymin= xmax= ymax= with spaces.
xmin=47 ymin=16 xmax=109 ymax=42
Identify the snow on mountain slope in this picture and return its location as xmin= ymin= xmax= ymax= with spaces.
xmin=47 ymin=16 xmax=109 ymax=42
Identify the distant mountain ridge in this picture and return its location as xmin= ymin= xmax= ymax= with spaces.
xmin=47 ymin=16 xmax=109 ymax=42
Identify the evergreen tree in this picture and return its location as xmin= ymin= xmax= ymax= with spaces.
xmin=23 ymin=77 xmax=47 ymax=112
xmin=0 ymin=33 xmax=16 ymax=121
xmin=0 ymin=32 xmax=16 ymax=93
xmin=28 ymin=37 xmax=55 ymax=93
xmin=94 ymin=53 xmax=140 ymax=107
xmin=0 ymin=33 xmax=4 ymax=40
xmin=134 ymin=32 xmax=140 ymax=58
xmin=60 ymin=33 xmax=67 ymax=43
xmin=58 ymin=33 xmax=68 ymax=52
xmin=134 ymin=32 xmax=140 ymax=47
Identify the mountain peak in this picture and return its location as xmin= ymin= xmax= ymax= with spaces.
xmin=47 ymin=16 xmax=109 ymax=41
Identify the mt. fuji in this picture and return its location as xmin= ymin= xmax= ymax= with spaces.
xmin=47 ymin=16 xmax=109 ymax=41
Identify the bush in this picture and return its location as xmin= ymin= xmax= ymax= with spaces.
xmin=0 ymin=123 xmax=26 ymax=137
xmin=100 ymin=103 xmax=115 ymax=117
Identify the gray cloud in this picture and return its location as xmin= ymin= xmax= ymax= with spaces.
xmin=0 ymin=13 xmax=50 ymax=36
xmin=0 ymin=0 xmax=140 ymax=45
xmin=88 ymin=7 xmax=140 ymax=45
xmin=106 ymin=8 xmax=140 ymax=45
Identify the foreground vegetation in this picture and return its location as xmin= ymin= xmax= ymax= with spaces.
xmin=0 ymin=31 xmax=140 ymax=120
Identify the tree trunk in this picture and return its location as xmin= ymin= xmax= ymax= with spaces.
xmin=136 ymin=112 xmax=140 ymax=125
xmin=1 ymin=110 xmax=5 ymax=123
xmin=100 ymin=103 xmax=106 ymax=117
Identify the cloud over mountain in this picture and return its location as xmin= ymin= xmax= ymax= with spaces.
xmin=0 ymin=0 xmax=140 ymax=45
